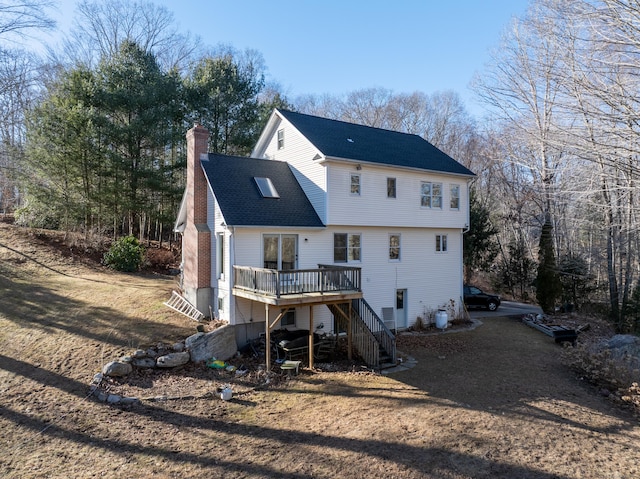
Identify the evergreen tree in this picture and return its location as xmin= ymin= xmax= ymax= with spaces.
xmin=535 ymin=215 xmax=562 ymax=313
xmin=185 ymin=54 xmax=264 ymax=155
xmin=463 ymin=190 xmax=499 ymax=282
xmin=22 ymin=66 xmax=99 ymax=233
xmin=94 ymin=40 xmax=183 ymax=237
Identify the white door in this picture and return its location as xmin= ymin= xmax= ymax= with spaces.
xmin=396 ymin=289 xmax=407 ymax=329
xmin=263 ymin=234 xmax=298 ymax=270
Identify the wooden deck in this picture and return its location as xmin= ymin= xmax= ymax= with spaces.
xmin=232 ymin=265 xmax=362 ymax=306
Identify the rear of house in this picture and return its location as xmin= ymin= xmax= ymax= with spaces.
xmin=175 ymin=109 xmax=475 ymax=365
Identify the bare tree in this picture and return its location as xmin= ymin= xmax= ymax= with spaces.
xmin=59 ymin=0 xmax=199 ymax=71
xmin=0 ymin=0 xmax=55 ymax=42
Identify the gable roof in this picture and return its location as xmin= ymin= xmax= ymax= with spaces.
xmin=275 ymin=109 xmax=475 ymax=177
xmin=201 ymin=153 xmax=324 ymax=228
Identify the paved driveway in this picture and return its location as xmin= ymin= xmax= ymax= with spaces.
xmin=468 ymin=300 xmax=542 ymax=319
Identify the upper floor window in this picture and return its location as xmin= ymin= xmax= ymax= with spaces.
xmin=350 ymin=173 xmax=361 ymax=196
xmin=387 ymin=178 xmax=396 ymax=198
xmin=334 ymin=233 xmax=361 ymax=263
xmin=421 ymin=181 xmax=442 ymax=208
xmin=450 ymin=184 xmax=460 ymax=210
xmin=436 ymin=234 xmax=448 ymax=252
xmin=389 ymin=234 xmax=401 ymax=261
xmin=277 ymin=129 xmax=284 ymax=149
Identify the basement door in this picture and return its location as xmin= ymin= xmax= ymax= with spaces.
xmin=396 ymin=289 xmax=407 ymax=329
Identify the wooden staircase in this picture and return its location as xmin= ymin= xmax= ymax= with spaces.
xmin=163 ymin=291 xmax=205 ymax=322
xmin=327 ymin=298 xmax=396 ymax=369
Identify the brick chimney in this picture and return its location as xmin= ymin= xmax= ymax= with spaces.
xmin=181 ymin=124 xmax=211 ymax=315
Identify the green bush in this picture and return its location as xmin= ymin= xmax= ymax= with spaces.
xmin=103 ymin=236 xmax=145 ymax=272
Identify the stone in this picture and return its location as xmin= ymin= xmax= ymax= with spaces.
xmin=186 ymin=324 xmax=237 ymax=363
xmin=107 ymin=394 xmax=122 ymax=404
xmin=132 ymin=349 xmax=147 ymax=359
xmin=172 ymin=342 xmax=185 ymax=352
xmin=132 ymin=358 xmax=156 ymax=368
xmin=605 ymin=335 xmax=640 ymax=366
xmin=102 ymin=361 xmax=133 ymax=377
xmin=120 ymin=397 xmax=140 ymax=405
xmin=92 ymin=373 xmax=103 ymax=385
xmin=156 ymin=351 xmax=190 ymax=368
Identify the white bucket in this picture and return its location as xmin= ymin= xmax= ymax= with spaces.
xmin=220 ymin=386 xmax=232 ymax=401
xmin=435 ymin=310 xmax=448 ymax=329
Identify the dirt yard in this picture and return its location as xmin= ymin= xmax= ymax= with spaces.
xmin=1 ymin=221 xmax=639 ymax=478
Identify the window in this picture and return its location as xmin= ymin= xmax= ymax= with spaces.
xmin=281 ymin=310 xmax=295 ymax=326
xmin=277 ymin=129 xmax=284 ymax=149
xmin=217 ymin=296 xmax=224 ymax=312
xmin=264 ymin=234 xmax=297 ymax=270
xmin=254 ymin=177 xmax=279 ymax=198
xmin=436 ymin=234 xmax=448 ymax=252
xmin=389 ymin=234 xmax=401 ymax=261
xmin=350 ymin=173 xmax=361 ymax=195
xmin=334 ymin=233 xmax=361 ymax=263
xmin=450 ymin=184 xmax=460 ymax=209
xmin=421 ymin=182 xmax=443 ymax=208
xmin=216 ymin=233 xmax=224 ymax=279
xmin=387 ymin=178 xmax=396 ymax=198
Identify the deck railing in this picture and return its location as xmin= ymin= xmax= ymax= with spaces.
xmin=330 ymin=299 xmax=396 ymax=368
xmin=233 ymin=265 xmax=361 ymax=298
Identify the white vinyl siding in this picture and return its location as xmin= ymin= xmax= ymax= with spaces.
xmin=326 ymin=163 xmax=467 ymax=228
xmin=261 ymin=119 xmax=327 ymax=223
xmin=230 ymin=226 xmax=462 ymax=331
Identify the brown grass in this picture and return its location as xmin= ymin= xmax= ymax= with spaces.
xmin=1 ymin=222 xmax=639 ymax=479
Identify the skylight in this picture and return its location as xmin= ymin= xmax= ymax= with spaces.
xmin=254 ymin=177 xmax=279 ymax=198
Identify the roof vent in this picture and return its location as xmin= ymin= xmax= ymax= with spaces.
xmin=254 ymin=177 xmax=279 ymax=198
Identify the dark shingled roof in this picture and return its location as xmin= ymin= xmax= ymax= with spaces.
xmin=201 ymin=153 xmax=324 ymax=227
xmin=279 ymin=109 xmax=475 ymax=177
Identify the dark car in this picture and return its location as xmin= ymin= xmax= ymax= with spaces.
xmin=464 ymin=285 xmax=501 ymax=311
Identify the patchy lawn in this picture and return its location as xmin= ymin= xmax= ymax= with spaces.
xmin=1 ymin=222 xmax=639 ymax=479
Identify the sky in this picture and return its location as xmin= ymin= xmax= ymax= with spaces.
xmin=44 ymin=0 xmax=531 ymax=117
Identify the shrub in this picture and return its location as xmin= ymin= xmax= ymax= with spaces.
xmin=103 ymin=236 xmax=145 ymax=272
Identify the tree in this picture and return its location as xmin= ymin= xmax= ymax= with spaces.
xmin=463 ymin=190 xmax=499 ymax=282
xmin=496 ymin=237 xmax=536 ymax=302
xmin=535 ymin=215 xmax=562 ymax=313
xmin=0 ymin=1 xmax=55 ymax=42
xmin=0 ymin=49 xmax=39 ymax=214
xmin=94 ymin=40 xmax=184 ymax=238
xmin=60 ymin=0 xmax=198 ymax=71
xmin=558 ymin=253 xmax=596 ymax=312
xmin=22 ymin=65 xmax=99 ymax=233
xmin=185 ymin=51 xmax=265 ymax=155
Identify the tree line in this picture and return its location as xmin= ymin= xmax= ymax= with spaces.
xmin=2 ymin=0 xmax=640 ymax=332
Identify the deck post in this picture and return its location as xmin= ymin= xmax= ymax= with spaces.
xmin=348 ymin=301 xmax=353 ymax=360
xmin=308 ymin=306 xmax=314 ymax=369
xmin=265 ymin=304 xmax=271 ymax=370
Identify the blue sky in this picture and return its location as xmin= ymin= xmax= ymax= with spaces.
xmin=47 ymin=0 xmax=530 ymax=117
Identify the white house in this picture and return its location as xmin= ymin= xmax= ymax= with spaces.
xmin=175 ymin=109 xmax=475 ymax=368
